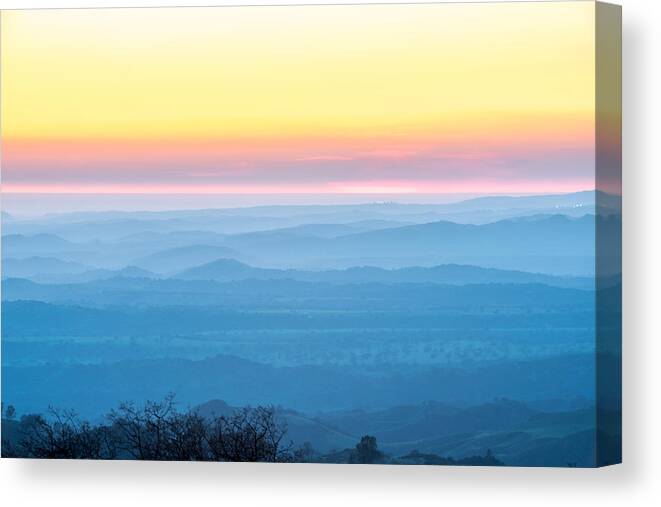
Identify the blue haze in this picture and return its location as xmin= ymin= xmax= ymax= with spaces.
xmin=1 ymin=191 xmax=621 ymax=466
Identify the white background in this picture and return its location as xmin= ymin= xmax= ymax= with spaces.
xmin=0 ymin=0 xmax=659 ymax=505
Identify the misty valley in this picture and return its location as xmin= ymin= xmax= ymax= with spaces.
xmin=1 ymin=191 xmax=621 ymax=466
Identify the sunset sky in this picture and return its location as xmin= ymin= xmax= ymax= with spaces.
xmin=1 ymin=2 xmax=597 ymax=196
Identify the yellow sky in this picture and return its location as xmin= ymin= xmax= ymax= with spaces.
xmin=1 ymin=2 xmax=595 ymax=141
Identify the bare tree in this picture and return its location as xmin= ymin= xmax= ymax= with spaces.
xmin=18 ymin=409 xmax=114 ymax=459
xmin=9 ymin=395 xmax=294 ymax=462
xmin=107 ymin=393 xmax=178 ymax=460
xmin=205 ymin=406 xmax=291 ymax=462
xmin=164 ymin=410 xmax=208 ymax=461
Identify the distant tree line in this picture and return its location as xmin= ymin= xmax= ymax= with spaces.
xmin=395 ymin=449 xmax=504 ymax=466
xmin=318 ymin=435 xmax=503 ymax=466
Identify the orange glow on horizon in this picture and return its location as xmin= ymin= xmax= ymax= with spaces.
xmin=1 ymin=3 xmax=597 ymax=195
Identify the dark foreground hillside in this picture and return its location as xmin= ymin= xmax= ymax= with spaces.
xmin=1 ymin=396 xmax=617 ymax=467
xmin=0 ymin=396 xmax=500 ymax=466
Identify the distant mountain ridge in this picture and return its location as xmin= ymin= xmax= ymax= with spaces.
xmin=1 ymin=233 xmax=76 ymax=254
xmin=3 ymin=191 xmax=604 ymax=241
xmin=2 ymin=192 xmax=616 ymax=275
xmin=6 ymin=190 xmax=601 ymax=221
xmin=175 ymin=258 xmax=592 ymax=289
xmin=133 ymin=244 xmax=246 ymax=274
xmin=2 ymin=256 xmax=90 ymax=278
xmin=207 ymin=213 xmax=602 ymax=274
xmin=1 ymin=213 xmax=607 ymax=275
xmin=330 ymin=214 xmax=596 ymax=256
xmin=0 ymin=257 xmax=159 ymax=283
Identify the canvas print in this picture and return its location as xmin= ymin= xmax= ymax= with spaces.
xmin=0 ymin=1 xmax=621 ymax=467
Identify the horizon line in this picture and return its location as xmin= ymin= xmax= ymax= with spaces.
xmin=0 ymin=184 xmax=596 ymax=196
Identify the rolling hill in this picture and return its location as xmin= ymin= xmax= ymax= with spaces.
xmin=175 ymin=259 xmax=593 ymax=289
xmin=133 ymin=244 xmax=247 ymax=274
